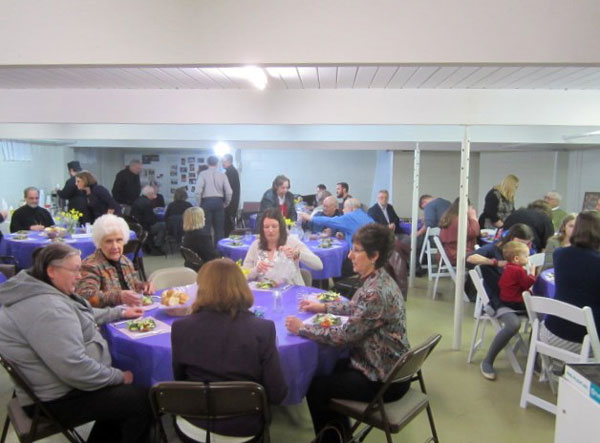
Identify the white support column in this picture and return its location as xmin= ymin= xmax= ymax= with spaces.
xmin=409 ymin=143 xmax=420 ymax=288
xmin=552 ymin=151 xmax=559 ymax=190
xmin=388 ymin=150 xmax=395 ymax=203
xmin=453 ymin=127 xmax=471 ymax=350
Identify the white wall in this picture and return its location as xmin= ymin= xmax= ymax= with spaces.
xmin=239 ymin=149 xmax=377 ymax=207
xmin=2 ymin=0 xmax=599 ymax=65
xmin=477 ymin=150 xmax=569 ymax=211
xmin=566 ymin=149 xmax=600 ymax=212
xmin=391 ymin=151 xmax=480 ymax=217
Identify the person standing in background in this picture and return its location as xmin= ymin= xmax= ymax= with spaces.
xmin=111 ymin=159 xmax=142 ymax=215
xmin=196 ymin=155 xmax=232 ymax=244
xmin=479 ymin=174 xmax=519 ymax=229
xmin=222 ymin=153 xmax=240 ymax=237
xmin=543 ymin=191 xmax=567 ymax=232
xmin=56 ymin=161 xmax=89 ymax=224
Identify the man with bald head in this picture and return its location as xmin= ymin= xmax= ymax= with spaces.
xmin=305 ymin=195 xmax=341 ymax=234
xmin=10 ymin=187 xmax=55 ymax=232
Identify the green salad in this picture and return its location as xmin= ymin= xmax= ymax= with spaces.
xmin=126 ymin=318 xmax=156 ymax=332
xmin=255 ymin=280 xmax=277 ymax=289
xmin=312 ymin=314 xmax=342 ymax=328
xmin=229 ymin=234 xmax=242 ymax=240
xmin=142 ymin=296 xmax=154 ymax=306
xmin=317 ymin=291 xmax=341 ymax=302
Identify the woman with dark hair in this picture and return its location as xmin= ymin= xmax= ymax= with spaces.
xmin=285 ymin=223 xmax=409 ymax=441
xmin=542 ymin=211 xmax=600 ymax=351
xmin=259 ymin=174 xmax=297 ymax=221
xmin=165 ymin=187 xmax=193 ymax=243
xmin=439 ymin=197 xmax=480 ymax=265
xmin=542 ymin=213 xmax=576 ymax=271
xmin=243 ymin=208 xmax=322 ymax=286
xmin=0 ymin=243 xmax=151 ymax=443
xmin=75 ymin=170 xmax=121 ymax=223
xmin=171 ymin=258 xmax=287 ymax=442
xmin=479 ymin=174 xmax=519 ymax=229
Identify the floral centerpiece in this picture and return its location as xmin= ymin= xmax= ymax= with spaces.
xmin=235 ymin=259 xmax=251 ymax=278
xmin=54 ymin=209 xmax=83 ymax=234
xmin=283 ymin=217 xmax=295 ymax=229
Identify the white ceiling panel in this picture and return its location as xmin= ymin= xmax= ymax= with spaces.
xmin=1 ymin=64 xmax=600 ymax=90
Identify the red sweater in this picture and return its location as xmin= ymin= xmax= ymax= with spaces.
xmin=498 ymin=263 xmax=536 ymax=304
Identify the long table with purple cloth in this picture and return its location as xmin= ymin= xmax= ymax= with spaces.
xmin=217 ymin=235 xmax=350 ymax=280
xmin=0 ymin=230 xmax=138 ymax=269
xmin=102 ymin=285 xmax=347 ymax=405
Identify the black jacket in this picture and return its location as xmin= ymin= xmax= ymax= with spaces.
xmin=259 ymin=189 xmax=297 ymax=221
xmin=503 ymin=208 xmax=554 ymax=251
xmin=225 ymin=165 xmax=241 ymax=215
xmin=10 ymin=206 xmax=54 ymax=232
xmin=182 ymin=229 xmax=220 ymax=265
xmin=171 ymin=310 xmax=287 ymax=436
xmin=131 ymin=196 xmax=157 ymax=231
xmin=57 ymin=176 xmax=90 ymax=224
xmin=367 ymin=203 xmax=401 ymax=233
xmin=86 ymin=184 xmax=121 ymax=223
xmin=111 ymin=167 xmax=141 ymax=206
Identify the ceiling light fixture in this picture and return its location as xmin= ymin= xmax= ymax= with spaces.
xmin=244 ymin=66 xmax=267 ymax=90
xmin=213 ymin=141 xmax=231 ymax=157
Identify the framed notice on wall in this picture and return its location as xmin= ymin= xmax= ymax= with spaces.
xmin=582 ymin=192 xmax=600 ymax=211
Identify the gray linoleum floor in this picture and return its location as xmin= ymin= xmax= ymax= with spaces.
xmin=0 ymin=254 xmax=556 ymax=442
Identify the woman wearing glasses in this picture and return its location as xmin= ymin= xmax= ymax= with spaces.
xmin=285 ymin=223 xmax=409 ymax=442
xmin=0 ymin=243 xmax=151 ymax=442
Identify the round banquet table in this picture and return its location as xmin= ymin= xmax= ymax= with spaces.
xmin=0 ymin=230 xmax=137 ymax=269
xmin=153 ymin=207 xmax=166 ymax=222
xmin=0 ymin=272 xmax=6 ymax=285
xmin=102 ymin=285 xmax=347 ymax=405
xmin=216 ymin=235 xmax=350 ymax=280
xmin=398 ymin=219 xmax=423 ymax=235
xmin=532 ymin=268 xmax=555 ymax=299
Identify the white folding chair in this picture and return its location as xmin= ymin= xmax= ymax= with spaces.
xmin=431 ymin=236 xmax=469 ymax=301
xmin=418 ymin=227 xmax=440 ymax=280
xmin=520 ymin=291 xmax=600 ymax=414
xmin=467 ymin=268 xmax=528 ymax=374
xmin=148 ymin=267 xmax=198 ymax=291
xmin=526 ymin=252 xmax=544 ymax=275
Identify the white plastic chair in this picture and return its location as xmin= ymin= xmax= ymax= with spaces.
xmin=148 ymin=267 xmax=198 ymax=291
xmin=418 ymin=227 xmax=440 ymax=280
xmin=520 ymin=291 xmax=600 ymax=414
xmin=467 ymin=268 xmax=528 ymax=374
xmin=431 ymin=235 xmax=469 ymax=301
xmin=526 ymin=252 xmax=544 ymax=275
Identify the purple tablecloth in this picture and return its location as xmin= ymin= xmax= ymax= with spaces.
xmin=102 ymin=285 xmax=346 ymax=405
xmin=0 ymin=231 xmax=137 ymax=269
xmin=217 ymin=236 xmax=349 ymax=280
xmin=153 ymin=207 xmax=166 ymax=222
xmin=533 ymin=268 xmax=555 ymax=299
xmin=0 ymin=272 xmax=6 ymax=285
xmin=398 ymin=219 xmax=424 ymax=235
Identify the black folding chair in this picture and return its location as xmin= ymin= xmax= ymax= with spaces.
xmin=180 ymin=246 xmax=204 ymax=273
xmin=150 ymin=381 xmax=271 ymax=443
xmin=0 ymin=256 xmax=18 ymax=277
xmin=0 ymin=353 xmax=86 ymax=443
xmin=329 ymin=334 xmax=442 ymax=443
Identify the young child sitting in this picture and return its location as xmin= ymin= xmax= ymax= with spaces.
xmin=481 ymin=241 xmax=536 ymax=380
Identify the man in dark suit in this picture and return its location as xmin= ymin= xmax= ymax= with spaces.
xmin=368 ymin=190 xmax=400 ymax=234
xmin=222 ymin=153 xmax=240 ymax=237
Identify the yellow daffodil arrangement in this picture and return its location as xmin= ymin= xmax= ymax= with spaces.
xmin=294 ymin=196 xmax=303 ymax=205
xmin=54 ymin=209 xmax=83 ymax=233
xmin=283 ymin=217 xmax=295 ymax=229
xmin=235 ymin=259 xmax=251 ymax=278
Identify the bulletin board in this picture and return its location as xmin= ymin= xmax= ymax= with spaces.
xmin=125 ymin=152 xmax=209 ymax=205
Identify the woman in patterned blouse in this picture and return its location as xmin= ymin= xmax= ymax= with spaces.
xmin=285 ymin=223 xmax=410 ymax=441
xmin=75 ymin=214 xmax=154 ymax=307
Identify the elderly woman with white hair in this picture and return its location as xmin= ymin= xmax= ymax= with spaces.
xmin=75 ymin=214 xmax=154 ymax=307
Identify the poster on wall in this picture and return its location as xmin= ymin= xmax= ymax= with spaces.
xmin=582 ymin=192 xmax=600 ymax=210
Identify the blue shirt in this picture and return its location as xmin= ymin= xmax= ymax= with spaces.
xmin=311 ymin=210 xmax=374 ymax=246
xmin=424 ymin=198 xmax=451 ymax=228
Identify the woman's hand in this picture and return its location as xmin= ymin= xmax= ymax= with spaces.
xmin=256 ymin=260 xmax=272 ymax=274
xmin=122 ymin=306 xmax=144 ymax=318
xmin=120 ymin=290 xmax=142 ymax=306
xmin=299 ymin=299 xmax=327 ymax=313
xmin=122 ymin=370 xmax=134 ymax=384
xmin=279 ymin=245 xmax=299 ymax=260
xmin=141 ymin=281 xmax=155 ymax=295
xmin=285 ymin=316 xmax=304 ymax=335
xmin=497 ymin=260 xmax=507 ymax=268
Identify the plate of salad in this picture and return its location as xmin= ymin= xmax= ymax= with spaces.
xmin=303 ymin=313 xmax=348 ymax=328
